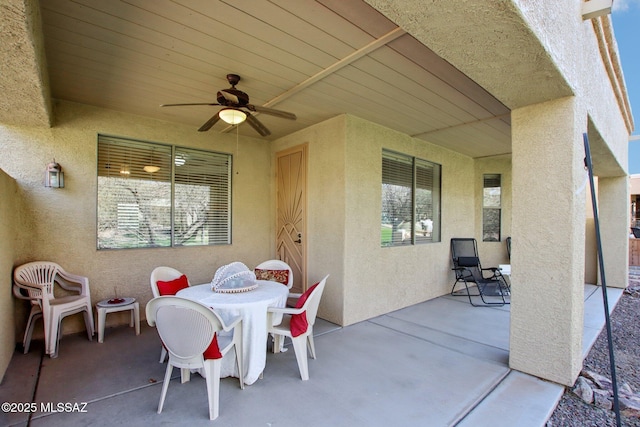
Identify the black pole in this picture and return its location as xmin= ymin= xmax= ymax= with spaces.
xmin=583 ymin=132 xmax=621 ymax=426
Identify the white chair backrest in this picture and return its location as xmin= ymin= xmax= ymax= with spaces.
xmin=146 ymin=296 xmax=224 ymax=364
xmin=302 ymin=275 xmax=329 ymax=327
xmin=254 ymin=259 xmax=294 ymax=289
xmin=150 ymin=266 xmax=188 ymax=298
xmin=14 ymin=261 xmax=62 ymax=298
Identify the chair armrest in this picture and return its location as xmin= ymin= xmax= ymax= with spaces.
xmin=13 ymin=281 xmax=44 ymax=299
xmin=453 ymin=267 xmax=473 ymax=279
xmin=481 ymin=267 xmax=503 ymax=277
xmin=13 ymin=283 xmax=42 ymax=300
xmin=56 ymin=270 xmax=90 ymax=294
xmin=267 ymin=306 xmax=305 ymax=316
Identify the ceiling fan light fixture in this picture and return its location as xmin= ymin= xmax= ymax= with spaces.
xmin=143 ymin=165 xmax=160 ymax=173
xmin=219 ymin=108 xmax=246 ymax=125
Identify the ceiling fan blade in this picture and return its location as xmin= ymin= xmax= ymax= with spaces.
xmin=247 ymin=104 xmax=296 ymax=120
xmin=198 ymin=112 xmax=221 ymax=132
xmin=245 ymin=112 xmax=271 ymax=137
xmin=160 ymin=102 xmax=220 ymax=107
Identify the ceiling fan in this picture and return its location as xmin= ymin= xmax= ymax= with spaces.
xmin=160 ymin=74 xmax=296 ymax=137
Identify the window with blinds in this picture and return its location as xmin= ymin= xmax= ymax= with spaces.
xmin=381 ymin=150 xmax=441 ymax=246
xmin=97 ymin=135 xmax=231 ymax=249
xmin=483 ymin=174 xmax=501 ymax=242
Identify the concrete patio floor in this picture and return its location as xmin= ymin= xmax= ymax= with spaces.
xmin=0 ymin=284 xmax=622 ymax=427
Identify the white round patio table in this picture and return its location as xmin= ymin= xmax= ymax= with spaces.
xmin=176 ymin=280 xmax=288 ymax=385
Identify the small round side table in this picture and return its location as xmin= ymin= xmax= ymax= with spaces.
xmin=96 ymin=297 xmax=140 ymax=343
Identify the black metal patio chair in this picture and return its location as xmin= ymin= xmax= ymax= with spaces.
xmin=450 ymin=238 xmax=510 ymax=306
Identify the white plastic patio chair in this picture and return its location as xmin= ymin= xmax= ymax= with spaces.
xmin=150 ymin=266 xmax=191 ymax=362
xmin=146 ymin=296 xmax=244 ymax=420
xmin=13 ymin=261 xmax=94 ymax=358
xmin=266 ymin=274 xmax=329 ymax=380
xmin=254 ymin=259 xmax=294 ymax=289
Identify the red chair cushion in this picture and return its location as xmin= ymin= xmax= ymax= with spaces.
xmin=290 ymin=283 xmax=318 ymax=337
xmin=203 ymin=333 xmax=222 ymax=360
xmin=255 ymin=268 xmax=289 ymax=285
xmin=161 ymin=332 xmax=222 ymax=360
xmin=156 ymin=274 xmax=189 ymax=296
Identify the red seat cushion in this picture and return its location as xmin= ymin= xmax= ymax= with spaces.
xmin=156 ymin=274 xmax=189 ymax=296
xmin=290 ymin=283 xmax=318 ymax=337
xmin=254 ymin=268 xmax=289 ymax=286
xmin=203 ymin=333 xmax=222 ymax=360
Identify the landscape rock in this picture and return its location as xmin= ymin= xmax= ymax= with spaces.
xmin=547 ymin=273 xmax=640 ymax=426
xmin=571 ymin=376 xmax=594 ymax=404
xmin=619 ymin=395 xmax=640 ymax=418
xmin=593 ymin=389 xmax=612 ymax=410
xmin=582 ymin=370 xmax=612 ymax=390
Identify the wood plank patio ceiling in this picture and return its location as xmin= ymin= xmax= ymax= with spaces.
xmin=39 ymin=0 xmax=511 ymax=158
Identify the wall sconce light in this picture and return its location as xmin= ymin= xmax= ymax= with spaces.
xmin=44 ymin=160 xmax=64 ymax=188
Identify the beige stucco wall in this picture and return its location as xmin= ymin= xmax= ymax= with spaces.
xmin=274 ymin=114 xmax=507 ymax=326
xmin=0 ymin=169 xmax=18 ymax=380
xmin=272 ymin=116 xmax=347 ymax=325
xmin=0 ymin=100 xmax=273 ymax=337
xmin=342 ymin=116 xmax=477 ymax=325
xmin=510 ymin=96 xmax=588 ymax=385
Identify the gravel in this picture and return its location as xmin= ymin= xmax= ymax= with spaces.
xmin=546 ymin=270 xmax=640 ymax=427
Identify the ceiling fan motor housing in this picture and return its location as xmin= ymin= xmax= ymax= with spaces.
xmin=217 ymin=88 xmax=250 ymax=106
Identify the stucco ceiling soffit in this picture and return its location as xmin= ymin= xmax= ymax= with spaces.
xmin=363 ymin=0 xmax=574 ymax=110
xmin=0 ymin=0 xmax=52 ymax=127
xmin=587 ymin=120 xmax=628 ymax=177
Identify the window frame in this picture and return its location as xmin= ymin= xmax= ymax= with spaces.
xmin=381 ymin=149 xmax=441 ymax=247
xmin=482 ymin=173 xmax=501 ymax=242
xmin=96 ymin=135 xmax=232 ymax=250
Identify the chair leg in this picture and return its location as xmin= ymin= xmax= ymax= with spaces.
xmin=271 ymin=332 xmax=287 ymax=352
xmin=84 ymin=303 xmax=95 ymax=337
xmin=307 ymin=332 xmax=316 ymax=359
xmin=203 ymin=360 xmax=221 ymax=420
xmin=97 ymin=307 xmax=107 ymax=343
xmin=45 ymin=312 xmax=61 ymax=358
xmin=82 ymin=310 xmax=94 ymax=341
xmin=291 ymin=335 xmax=309 ymax=380
xmin=234 ymin=324 xmax=244 ymax=390
xmin=23 ymin=308 xmax=42 ymax=354
xmin=158 ymin=363 xmax=173 ymax=414
xmin=159 ymin=346 xmax=167 ymax=363
xmin=273 ymin=334 xmax=283 ymax=354
xmin=50 ymin=318 xmax=63 ymax=358
xmin=180 ymin=368 xmax=190 ymax=384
